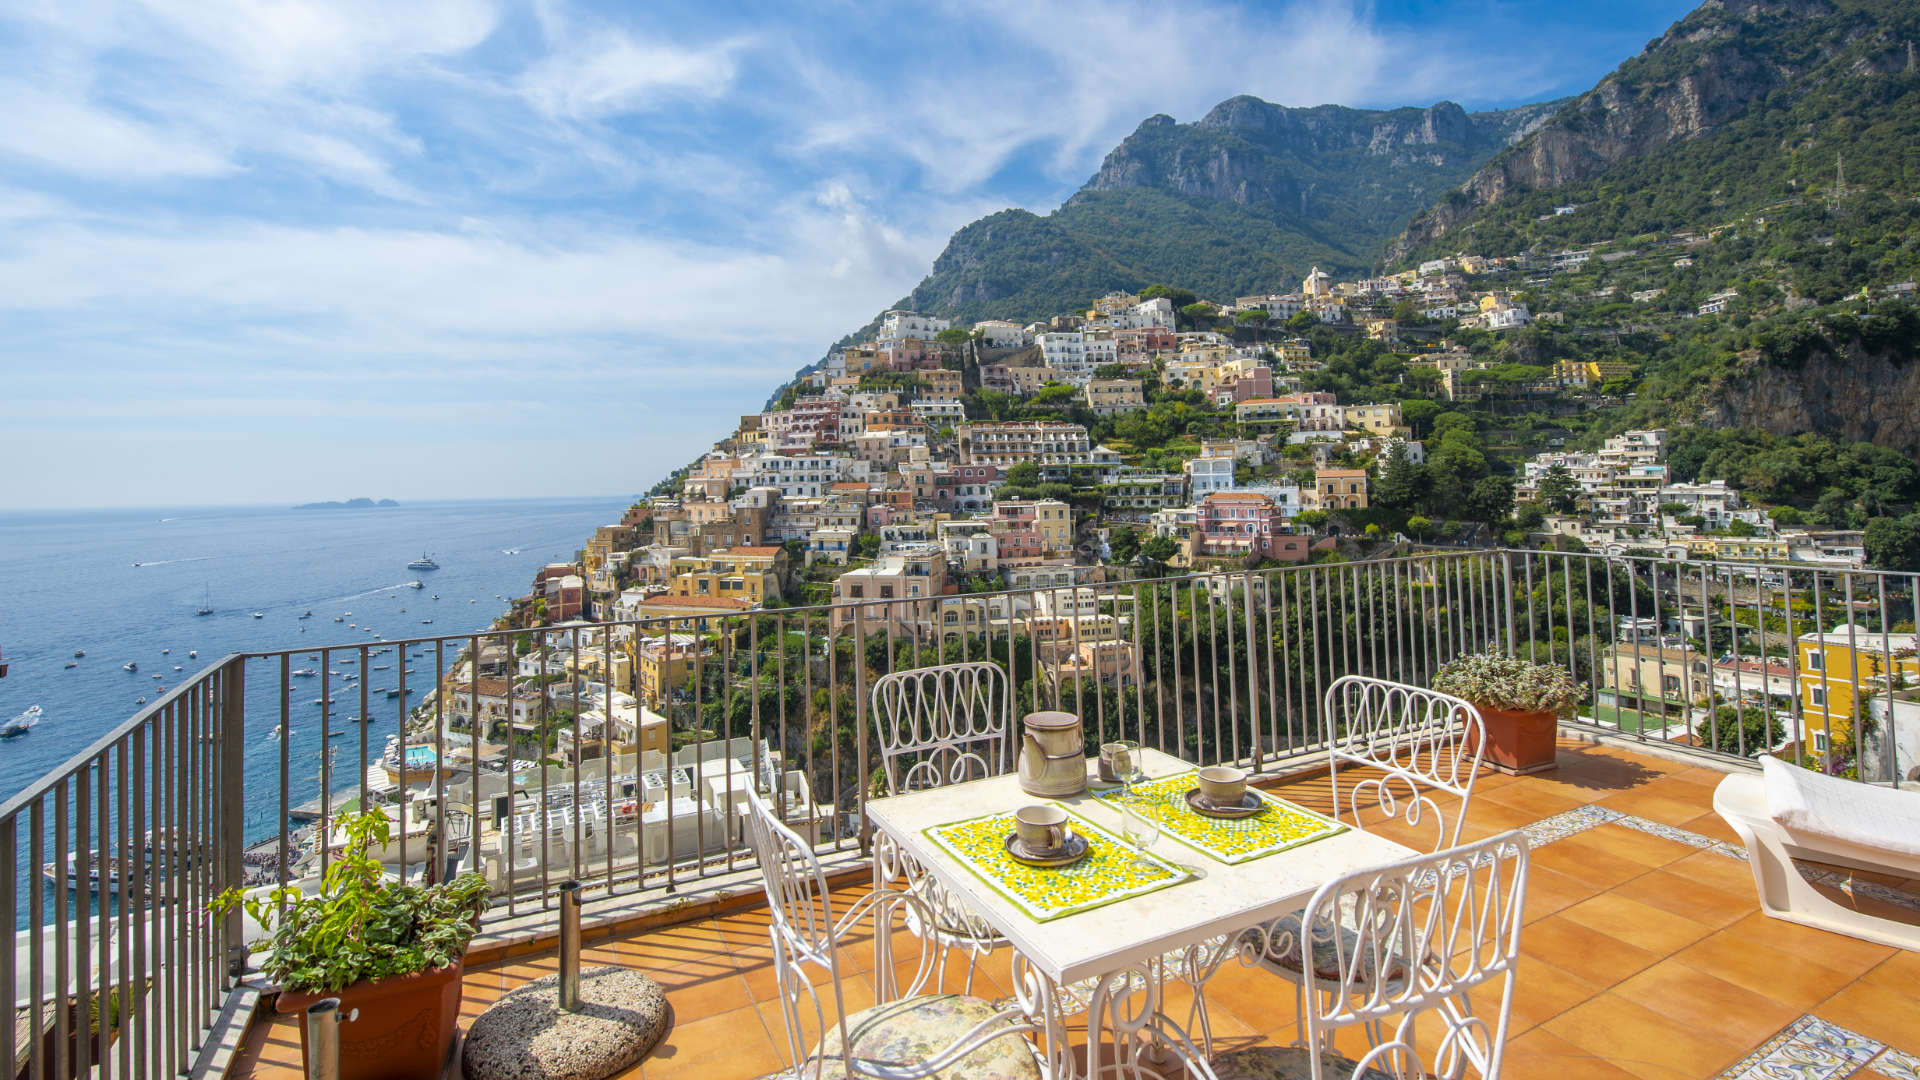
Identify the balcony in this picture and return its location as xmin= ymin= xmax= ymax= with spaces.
xmin=6 ymin=549 xmax=1919 ymax=1079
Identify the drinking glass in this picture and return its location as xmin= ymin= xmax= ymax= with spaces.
xmin=1116 ymin=739 xmax=1146 ymax=795
xmin=1118 ymin=798 xmax=1160 ymax=868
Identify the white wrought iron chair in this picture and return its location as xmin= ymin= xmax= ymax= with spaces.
xmin=1206 ymin=830 xmax=1530 ymax=1080
xmin=870 ymin=662 xmax=1013 ymax=991
xmin=1252 ymin=676 xmax=1487 ymax=1015
xmin=739 ymin=788 xmax=1043 ymax=1080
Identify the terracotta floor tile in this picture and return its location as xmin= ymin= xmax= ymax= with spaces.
xmin=1671 ymin=930 xmax=1856 ymax=1011
xmin=1520 ymin=914 xmax=1662 ymax=989
xmin=1612 ymin=958 xmax=1803 ymax=1049
xmin=660 ymin=970 xmax=755 ymax=1023
xmin=1592 ymin=785 xmax=1717 ymax=828
xmin=1811 ymin=978 xmax=1920 ymax=1056
xmin=1718 ymin=912 xmax=1895 ymax=976
xmin=1557 ymin=892 xmax=1716 ymax=956
xmin=640 ymin=1004 xmax=777 ymax=1078
xmin=1529 ymin=833 xmax=1660 ymax=892
xmin=1571 ymin=822 xmax=1701 ymax=870
xmin=1542 ymin=992 xmax=1747 ymax=1080
xmin=1606 ymin=866 xmax=1754 ymax=930
xmin=1478 ymin=781 xmax=1588 ymax=819
xmin=1861 ymin=948 xmax=1920 ymax=994
xmin=1500 ymin=1027 xmax=1645 ymax=1080
xmin=1504 ymin=958 xmax=1603 ymax=1034
xmin=1678 ymin=810 xmax=1744 ymax=847
xmin=1456 ymin=798 xmax=1546 ymax=840
xmin=1521 ymin=864 xmax=1606 ymax=924
xmin=1662 ymin=849 xmax=1762 ymax=895
xmin=1195 ymin=961 xmax=1300 ymax=1037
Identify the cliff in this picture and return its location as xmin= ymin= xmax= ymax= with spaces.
xmin=1703 ymin=340 xmax=1920 ymax=453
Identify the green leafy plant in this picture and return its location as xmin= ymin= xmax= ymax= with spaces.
xmin=1433 ymin=652 xmax=1585 ymax=715
xmin=213 ymin=810 xmax=490 ymax=994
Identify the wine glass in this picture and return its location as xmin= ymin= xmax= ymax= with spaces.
xmin=1118 ymin=798 xmax=1160 ymax=868
xmin=1115 ymin=739 xmax=1146 ymax=796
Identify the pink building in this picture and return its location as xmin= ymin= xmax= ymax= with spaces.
xmin=1231 ymin=366 xmax=1274 ymax=403
xmin=1194 ymin=493 xmax=1308 ymax=562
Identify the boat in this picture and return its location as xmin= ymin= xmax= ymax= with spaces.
xmin=334 ymin=616 xmax=344 ymax=623
xmin=196 ymin=587 xmax=213 ymax=616
xmin=123 ymin=662 xmax=138 ymax=673
xmin=406 ymin=554 xmax=440 ymax=571
xmin=64 ymin=662 xmax=76 ymax=669
xmin=172 ymin=665 xmax=182 ymax=672
xmin=292 ymin=668 xmax=318 ymax=678
xmin=421 ymin=618 xmax=434 ymax=624
xmin=299 ymin=610 xmax=313 ymax=619
xmin=135 ymin=697 xmax=146 ymax=705
xmin=407 ymin=580 xmax=424 ymax=590
xmin=73 ymin=650 xmax=84 ymax=658
xmin=188 ymin=650 xmax=196 ymax=658
xmin=251 ymin=611 xmax=265 ymax=619
xmin=312 ymin=697 xmax=336 ymax=706
xmin=1 ymin=706 xmax=41 ymax=740
xmin=161 ymin=649 xmax=170 ymax=655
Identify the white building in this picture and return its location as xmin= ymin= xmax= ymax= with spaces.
xmin=1035 ymin=331 xmax=1118 ymax=386
xmin=1183 ymin=454 xmax=1236 ymax=498
xmin=973 ymin=320 xmax=1031 ymax=349
xmin=878 ymin=310 xmax=951 ymax=344
xmin=744 ymin=453 xmax=868 ymax=499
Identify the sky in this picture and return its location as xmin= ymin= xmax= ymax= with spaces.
xmin=0 ymin=0 xmax=1701 ymax=510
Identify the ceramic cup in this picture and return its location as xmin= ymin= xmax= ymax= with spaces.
xmin=1196 ymin=765 xmax=1248 ymax=806
xmin=1013 ymin=804 xmax=1070 ymax=853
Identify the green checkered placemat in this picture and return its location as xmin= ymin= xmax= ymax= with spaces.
xmin=1092 ymin=771 xmax=1346 ymax=864
xmin=922 ymin=806 xmax=1192 ymax=923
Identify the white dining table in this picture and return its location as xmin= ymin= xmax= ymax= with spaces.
xmin=865 ymin=747 xmax=1414 ymax=1080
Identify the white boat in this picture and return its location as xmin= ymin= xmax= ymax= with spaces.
xmin=251 ymin=612 xmax=265 ymax=619
xmin=188 ymin=650 xmax=197 ymax=658
xmin=407 ymin=580 xmax=425 ymax=590
xmin=292 ymin=668 xmax=318 ymax=678
xmin=407 ymin=554 xmax=440 ymax=571
xmin=124 ymin=661 xmax=138 ymax=672
xmin=1 ymin=706 xmax=41 ymax=740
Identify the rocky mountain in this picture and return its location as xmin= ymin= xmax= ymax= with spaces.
xmin=1389 ymin=0 xmax=1920 ymax=262
xmin=880 ymin=96 xmax=1561 ymax=327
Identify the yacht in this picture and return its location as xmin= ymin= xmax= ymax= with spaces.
xmin=195 ymin=588 xmax=213 ymax=616
xmin=406 ymin=580 xmax=424 ymax=590
xmin=291 ymin=668 xmax=318 ymax=678
xmin=1 ymin=706 xmax=41 ymax=740
xmin=123 ymin=662 xmax=138 ymax=673
xmin=406 ymin=554 xmax=440 ymax=571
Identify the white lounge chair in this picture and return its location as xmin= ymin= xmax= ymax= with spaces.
xmin=1714 ymin=755 xmax=1920 ymax=951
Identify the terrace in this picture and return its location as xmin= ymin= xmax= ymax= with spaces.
xmin=6 ymin=549 xmax=1919 ymax=1079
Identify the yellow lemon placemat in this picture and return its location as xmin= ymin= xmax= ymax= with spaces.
xmin=922 ymin=807 xmax=1191 ymax=923
xmin=1093 ymin=771 xmax=1346 ymax=865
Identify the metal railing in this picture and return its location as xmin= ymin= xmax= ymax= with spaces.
xmin=2 ymin=547 xmax=1912 ymax=1076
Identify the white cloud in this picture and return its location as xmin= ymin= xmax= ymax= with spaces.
xmin=518 ymin=29 xmax=750 ymax=120
xmin=0 ymin=81 xmax=232 ymax=178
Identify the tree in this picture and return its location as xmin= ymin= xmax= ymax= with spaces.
xmin=1373 ymin=443 xmax=1430 ymax=512
xmin=934 ymin=327 xmax=970 ymax=345
xmin=1235 ymin=309 xmax=1269 ymax=326
xmin=1695 ymin=704 xmax=1786 ymax=755
xmin=1398 ymin=399 xmax=1442 ymax=438
xmin=1538 ymin=464 xmax=1581 ymax=514
xmin=1865 ymin=514 xmax=1920 ymax=571
xmin=1139 ymin=284 xmax=1197 ymax=310
xmin=1139 ymin=536 xmax=1179 ymax=568
xmin=1285 ymin=311 xmax=1319 ymax=331
xmin=1004 ymin=461 xmax=1040 ymax=487
xmin=1464 ymin=475 xmax=1516 ymax=524
xmin=1107 ymin=525 xmax=1141 ymax=564
xmin=1405 ymin=515 xmax=1432 ymax=539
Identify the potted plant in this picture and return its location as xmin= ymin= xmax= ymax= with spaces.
xmin=1433 ymin=652 xmax=1585 ymax=775
xmin=215 ymin=810 xmax=490 ymax=1080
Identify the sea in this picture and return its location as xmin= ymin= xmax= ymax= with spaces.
xmin=0 ymin=496 xmax=627 ymax=891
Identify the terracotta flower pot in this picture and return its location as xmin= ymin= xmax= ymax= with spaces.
xmin=277 ymin=958 xmax=464 ymax=1080
xmin=1472 ymin=705 xmax=1560 ymax=775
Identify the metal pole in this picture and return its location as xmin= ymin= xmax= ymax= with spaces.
xmin=305 ymin=999 xmax=344 ymax=1080
xmin=559 ymin=879 xmax=584 ymax=1011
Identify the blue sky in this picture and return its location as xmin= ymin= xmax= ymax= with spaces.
xmin=0 ymin=0 xmax=1698 ymax=509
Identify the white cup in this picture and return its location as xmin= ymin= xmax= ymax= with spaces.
xmin=1013 ymin=804 xmax=1069 ymax=852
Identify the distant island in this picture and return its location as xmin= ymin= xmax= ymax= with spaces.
xmin=292 ymin=498 xmax=399 ymax=510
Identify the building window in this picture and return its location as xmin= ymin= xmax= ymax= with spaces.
xmin=1809 ymin=688 xmax=1825 ymax=707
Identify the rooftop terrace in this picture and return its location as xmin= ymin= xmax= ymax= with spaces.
xmin=232 ymin=735 xmax=1920 ymax=1080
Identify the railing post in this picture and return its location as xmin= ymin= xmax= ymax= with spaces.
xmin=305 ymin=999 xmax=346 ymax=1080
xmin=221 ymin=657 xmax=248 ymax=978
xmin=1500 ymin=550 xmax=1518 ymax=656
xmin=558 ymin=880 xmax=583 ymax=1011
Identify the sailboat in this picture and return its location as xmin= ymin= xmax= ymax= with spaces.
xmin=195 ymin=587 xmax=213 ymax=617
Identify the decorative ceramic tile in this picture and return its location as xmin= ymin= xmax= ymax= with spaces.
xmin=1868 ymin=1046 xmax=1920 ymax=1080
xmin=923 ymin=807 xmax=1191 ymax=922
xmin=1717 ymin=1015 xmax=1885 ymax=1079
xmin=1093 ymin=771 xmax=1346 ymax=864
xmin=1518 ymin=804 xmax=1622 ymax=847
xmin=1609 ymin=813 xmax=1731 ymax=852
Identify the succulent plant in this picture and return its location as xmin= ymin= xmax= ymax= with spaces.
xmin=1432 ymin=652 xmax=1585 ymax=714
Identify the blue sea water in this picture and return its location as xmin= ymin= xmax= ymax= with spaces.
xmin=0 ymin=497 xmax=626 ymax=854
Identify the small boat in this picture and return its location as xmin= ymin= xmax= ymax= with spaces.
xmin=407 ymin=580 xmax=424 ymax=590
xmin=64 ymin=662 xmax=76 ymax=669
xmin=196 ymin=587 xmax=213 ymax=616
xmin=299 ymin=611 xmax=313 ymax=620
xmin=292 ymin=668 xmax=318 ymax=678
xmin=385 ymin=688 xmax=402 ymax=698
xmin=334 ymin=616 xmax=344 ymax=623
xmin=340 ymin=656 xmax=358 ymax=666
xmin=152 ymin=673 xmax=162 ymax=680
xmin=313 ymin=696 xmax=336 ymax=706
xmin=161 ymin=649 xmax=170 ymax=655
xmin=407 ymin=554 xmax=439 ymax=571
xmin=124 ymin=662 xmax=138 ymax=672
xmin=421 ymin=618 xmax=434 ymax=624
xmin=1 ymin=706 xmax=42 ymax=740
xmin=431 ymin=594 xmax=438 ymax=600
xmin=188 ymin=650 xmax=196 ymax=658
xmin=73 ymin=650 xmax=84 ymax=658
xmin=251 ymin=612 xmax=265 ymax=619
xmin=135 ymin=697 xmax=146 ymax=705
xmin=373 ymin=664 xmax=390 ymax=671
xmin=172 ymin=665 xmax=182 ymax=672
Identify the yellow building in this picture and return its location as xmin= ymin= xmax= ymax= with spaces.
xmin=1796 ymin=624 xmax=1919 ymax=752
xmin=667 ymin=546 xmax=786 ymax=604
xmin=1553 ymin=359 xmax=1634 ymax=387
xmin=1602 ymin=644 xmax=1711 ymax=712
xmin=1341 ymin=403 xmax=1404 ymax=436
xmin=1682 ymin=536 xmax=1791 ymax=563
xmin=632 ymin=634 xmax=710 ymax=711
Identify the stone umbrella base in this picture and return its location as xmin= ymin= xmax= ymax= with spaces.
xmin=462 ymin=967 xmax=670 ymax=1080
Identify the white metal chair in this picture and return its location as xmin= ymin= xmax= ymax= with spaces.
xmin=739 ymin=788 xmax=1042 ymax=1080
xmin=1207 ymin=831 xmax=1531 ymax=1080
xmin=1252 ymin=677 xmax=1487 ymax=1013
xmin=870 ymin=662 xmax=1013 ymax=991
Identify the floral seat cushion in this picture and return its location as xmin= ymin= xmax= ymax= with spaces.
xmin=1249 ymin=913 xmax=1409 ymax=985
xmin=1209 ymin=1045 xmax=1396 ymax=1080
xmin=807 ymin=994 xmax=1040 ymax=1080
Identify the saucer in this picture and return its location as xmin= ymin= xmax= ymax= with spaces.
xmin=1185 ymin=787 xmax=1264 ymax=819
xmin=1003 ymin=832 xmax=1090 ymax=868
